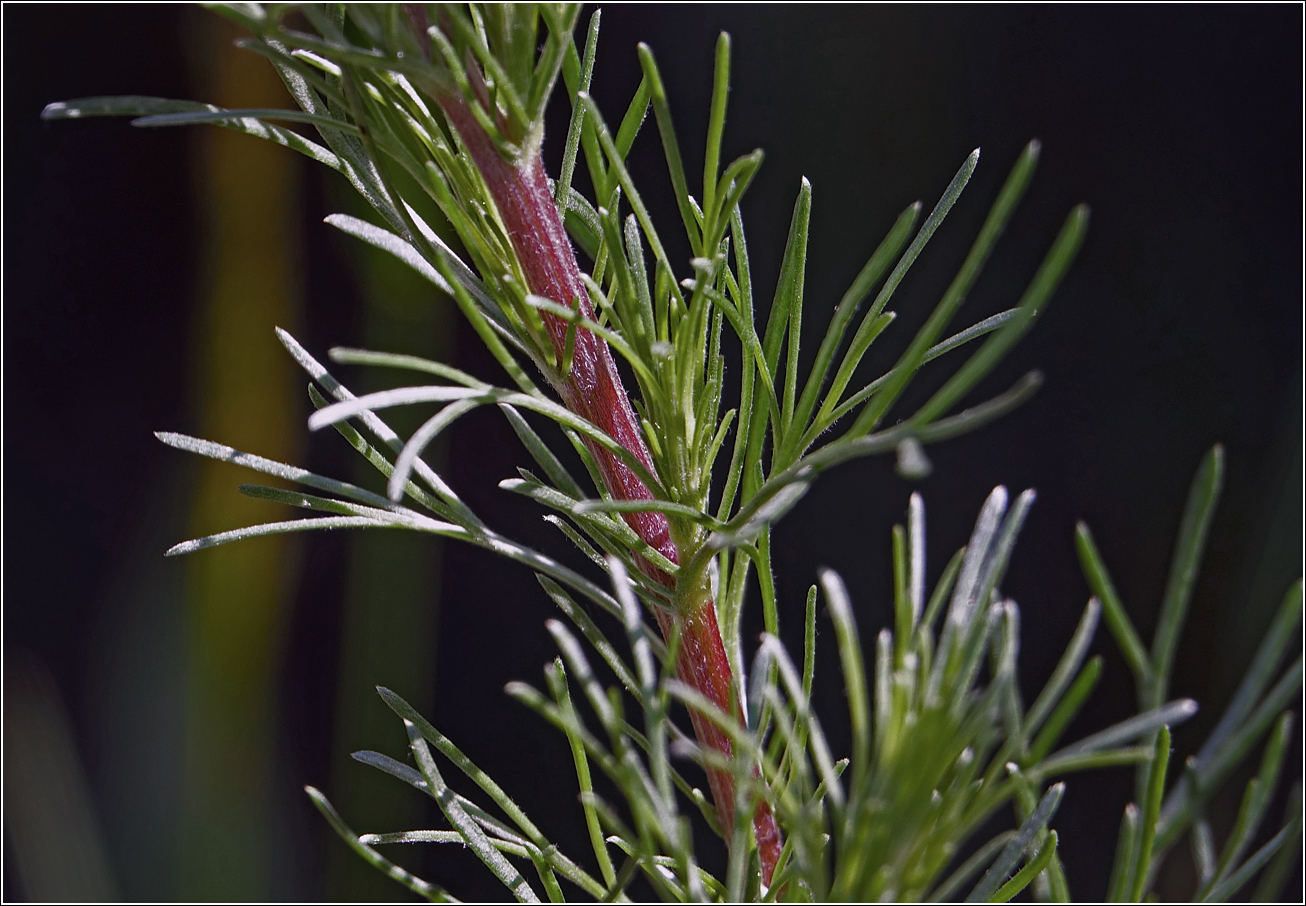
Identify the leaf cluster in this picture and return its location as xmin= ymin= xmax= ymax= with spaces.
xmin=41 ymin=4 xmax=1301 ymax=901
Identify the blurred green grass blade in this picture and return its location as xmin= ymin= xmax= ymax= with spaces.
xmin=1025 ymin=599 xmax=1101 ymax=738
xmin=1149 ymin=444 xmax=1224 ymax=709
xmin=1192 ymin=817 xmax=1217 ymax=887
xmin=1129 ymin=725 xmax=1170 ymax=901
xmin=1201 ymin=820 xmax=1295 ymax=903
xmin=1157 ymin=655 xmax=1303 ymax=852
xmin=892 ymin=525 xmax=911 ymax=660
xmin=1026 ymin=656 xmax=1104 ymax=765
xmin=1028 ymin=745 xmax=1154 ymax=782
xmin=928 ymin=832 xmax=1016 ymax=903
xmin=966 ymin=783 xmax=1064 ymax=902
xmin=988 ymin=830 xmax=1058 ymax=903
xmin=924 ymin=547 xmax=968 ymax=629
xmin=1195 ymin=580 xmax=1302 ymax=768
xmin=304 ymin=786 xmax=452 ymax=902
xmin=1252 ymin=781 xmax=1303 ymax=902
xmin=1075 ymin=522 xmax=1152 ymax=688
xmin=1048 ymin=699 xmax=1196 ymax=762
xmin=1107 ymin=804 xmax=1140 ymax=903
xmin=974 ymin=488 xmax=1037 ymax=620
xmin=1203 ymin=713 xmax=1293 ymax=894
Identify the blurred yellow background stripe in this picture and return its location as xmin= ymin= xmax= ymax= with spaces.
xmin=179 ymin=15 xmax=304 ymax=899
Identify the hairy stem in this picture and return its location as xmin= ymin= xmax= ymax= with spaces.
xmin=436 ymin=91 xmax=782 ymax=883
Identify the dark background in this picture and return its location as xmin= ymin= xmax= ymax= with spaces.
xmin=5 ymin=4 xmax=1301 ymax=901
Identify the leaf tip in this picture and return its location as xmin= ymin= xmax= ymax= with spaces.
xmin=40 ymin=101 xmax=72 ymax=120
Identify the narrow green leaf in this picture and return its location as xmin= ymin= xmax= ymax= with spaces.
xmin=1026 ymin=656 xmax=1104 ymax=765
xmin=133 ymin=106 xmax=359 ymax=133
xmin=1128 ymin=725 xmax=1170 ymax=901
xmin=1025 ymin=599 xmax=1101 ymax=738
xmin=1204 ymin=713 xmax=1293 ymax=895
xmin=1201 ymin=821 xmax=1295 ymax=903
xmin=329 ymin=346 xmax=485 ymax=387
xmin=498 ymin=404 xmax=586 ymax=500
xmin=852 ymin=142 xmax=1038 ymax=437
xmin=1158 ymin=655 xmax=1304 ymax=852
xmin=1075 ymin=522 xmax=1152 ymax=688
xmin=820 ymin=568 xmax=869 ymax=798
xmin=548 ymin=659 xmax=617 ymax=889
xmin=377 ymin=687 xmax=554 ymax=854
xmin=165 ymin=515 xmax=418 ymax=556
xmin=774 ymin=179 xmax=812 ymax=441
xmin=1252 ymin=781 xmax=1303 ymax=902
xmin=1107 ymin=804 xmax=1140 ymax=903
xmin=797 ymin=201 xmax=920 ymax=442
xmin=304 ymin=786 xmax=451 ymax=902
xmin=1192 ymin=818 xmax=1217 ymax=887
xmin=824 ymin=146 xmax=982 ymax=437
xmin=908 ymin=203 xmax=1088 ymax=427
xmin=404 ymin=720 xmax=541 ymax=902
xmin=1197 ymin=579 xmax=1302 ymax=768
xmin=967 ymin=783 xmax=1065 ymax=902
xmin=1149 ymin=444 xmax=1223 ymax=709
xmin=928 ymin=832 xmax=1017 ymax=903
xmin=636 ymin=43 xmax=701 ymax=252
xmin=701 ymin=32 xmax=731 ymax=225
xmin=989 ymin=830 xmax=1058 ymax=903
xmin=1048 ymin=699 xmax=1196 ymax=763
xmin=555 ymin=8 xmax=599 ymax=209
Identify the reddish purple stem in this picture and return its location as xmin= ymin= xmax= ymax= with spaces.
xmin=436 ymin=93 xmax=783 ymax=884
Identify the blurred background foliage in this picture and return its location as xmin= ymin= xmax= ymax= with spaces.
xmin=4 ymin=4 xmax=1300 ymax=901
